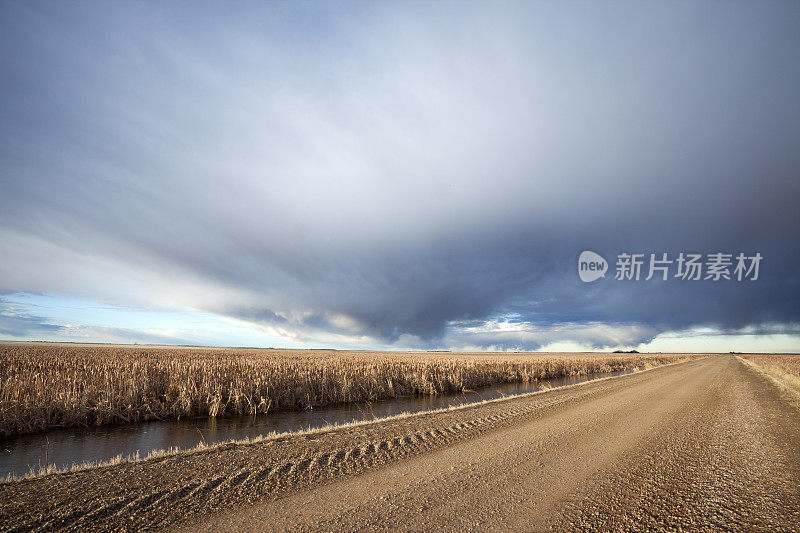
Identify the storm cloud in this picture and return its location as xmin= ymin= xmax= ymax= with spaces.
xmin=1 ymin=1 xmax=798 ymax=349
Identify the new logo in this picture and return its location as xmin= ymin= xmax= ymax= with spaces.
xmin=578 ymin=250 xmax=607 ymax=282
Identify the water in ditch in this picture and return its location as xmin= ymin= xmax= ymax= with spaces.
xmin=0 ymin=369 xmax=632 ymax=478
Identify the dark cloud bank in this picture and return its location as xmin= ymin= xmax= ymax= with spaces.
xmin=1 ymin=2 xmax=798 ymax=349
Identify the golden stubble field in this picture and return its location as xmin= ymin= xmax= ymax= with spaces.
xmin=739 ymin=353 xmax=800 ymax=393
xmin=0 ymin=343 xmax=708 ymax=438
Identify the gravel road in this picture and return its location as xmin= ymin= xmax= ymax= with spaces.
xmin=2 ymin=355 xmax=798 ymax=532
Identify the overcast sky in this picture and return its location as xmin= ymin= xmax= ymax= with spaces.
xmin=1 ymin=1 xmax=799 ymax=352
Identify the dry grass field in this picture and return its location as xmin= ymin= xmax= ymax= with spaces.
xmin=739 ymin=354 xmax=800 ymax=392
xmin=0 ymin=343 xmax=704 ymax=437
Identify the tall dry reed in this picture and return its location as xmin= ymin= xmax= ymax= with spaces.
xmin=0 ymin=343 xmax=704 ymax=437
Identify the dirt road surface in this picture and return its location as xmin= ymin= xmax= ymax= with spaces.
xmin=186 ymin=356 xmax=800 ymax=532
xmin=2 ymin=356 xmax=798 ymax=531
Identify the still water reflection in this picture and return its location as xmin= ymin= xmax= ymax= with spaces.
xmin=0 ymin=370 xmax=630 ymax=478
